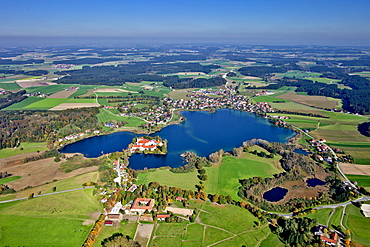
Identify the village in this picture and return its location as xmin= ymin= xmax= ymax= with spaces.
xmin=83 ymin=158 xmax=196 ymax=247
xmin=118 ymin=89 xmax=275 ymax=126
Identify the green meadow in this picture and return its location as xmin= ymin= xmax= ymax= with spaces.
xmin=0 ymin=142 xmax=47 ymax=159
xmin=0 ymin=82 xmax=21 ymax=90
xmin=137 ymin=169 xmax=198 ymax=191
xmin=96 ymin=108 xmax=146 ymax=127
xmin=345 ymin=175 xmax=370 ymax=187
xmin=0 ymin=176 xmax=21 ymax=184
xmin=204 ymin=150 xmax=283 ymax=200
xmin=26 ymin=84 xmax=76 ymax=95
xmin=301 ymin=208 xmax=333 ymax=225
xmin=270 ymin=106 xmax=370 ymax=164
xmin=0 ymin=188 xmax=102 ymax=246
xmin=148 ymin=201 xmax=281 ymax=247
xmin=3 ymin=97 xmax=69 ymax=110
xmin=283 ymin=71 xmax=322 ymax=78
xmin=343 ymin=204 xmax=370 ymax=246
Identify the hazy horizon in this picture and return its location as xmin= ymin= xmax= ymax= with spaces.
xmin=1 ymin=0 xmax=370 ymax=47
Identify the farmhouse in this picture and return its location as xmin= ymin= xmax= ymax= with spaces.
xmin=320 ymin=232 xmax=339 ymax=246
xmin=106 ymin=202 xmax=123 ymax=221
xmin=130 ymin=198 xmax=155 ymax=214
xmin=131 ymin=137 xmax=163 ymax=152
xmin=157 ymin=214 xmax=170 ymax=221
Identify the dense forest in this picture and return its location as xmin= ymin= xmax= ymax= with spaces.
xmin=0 ymin=108 xmax=101 ymax=149
xmin=0 ymin=59 xmax=44 ymax=65
xmin=55 ymin=62 xmax=224 ymax=88
xmin=358 ymin=122 xmax=370 ymax=137
xmin=0 ymin=90 xmax=27 ymax=110
xmin=250 ymin=74 xmax=370 ymax=114
xmin=0 ymin=69 xmax=48 ymax=76
xmin=52 ymin=57 xmax=123 ymax=65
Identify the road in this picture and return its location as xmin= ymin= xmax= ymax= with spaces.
xmin=0 ymin=186 xmax=94 ymax=204
xmin=290 ymin=125 xmax=357 ymax=190
xmin=278 ymin=195 xmax=370 ymax=217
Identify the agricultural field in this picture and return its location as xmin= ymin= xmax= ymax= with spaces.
xmin=0 ymin=188 xmax=102 ymax=246
xmin=96 ymin=108 xmax=146 ymax=127
xmin=345 ymin=175 xmax=370 ymax=188
xmin=328 ymin=206 xmax=344 ymax=228
xmin=301 ymin=208 xmax=333 ymax=225
xmin=93 ymin=221 xmax=138 ymax=247
xmin=270 ymin=106 xmax=370 ymax=164
xmin=0 ymin=82 xmax=22 ymax=90
xmin=6 ymin=98 xmax=70 ymax=110
xmin=148 ymin=200 xmax=280 ymax=247
xmin=137 ymin=169 xmax=198 ymax=191
xmin=0 ymin=176 xmax=21 ymax=184
xmin=276 ymin=92 xmax=341 ymax=109
xmin=343 ymin=204 xmax=370 ymax=246
xmin=0 ymin=142 xmax=47 ymax=159
xmin=283 ymin=71 xmax=322 ymax=78
xmin=204 ymin=148 xmax=283 ymax=200
xmin=26 ymin=84 xmax=76 ymax=95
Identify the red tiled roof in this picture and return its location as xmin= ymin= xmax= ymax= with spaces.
xmin=157 ymin=214 xmax=170 ymax=218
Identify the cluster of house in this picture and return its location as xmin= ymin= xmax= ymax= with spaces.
xmin=163 ymin=93 xmax=274 ymax=113
xmin=104 ymin=122 xmax=119 ymax=128
xmin=104 ymin=197 xmax=194 ymax=226
xmin=307 ymin=139 xmax=334 ymax=163
xmin=314 ymin=225 xmax=342 ymax=246
xmin=65 ymin=86 xmax=80 ymax=91
xmin=120 ymin=105 xmax=173 ymax=125
xmin=24 ymin=91 xmax=48 ymax=97
xmin=254 ymin=91 xmax=274 ymax=97
xmin=130 ymin=137 xmax=164 ymax=152
xmin=57 ymin=129 xmax=100 ymax=143
xmin=267 ymin=115 xmax=289 ymax=120
xmin=53 ymin=64 xmax=74 ymax=70
xmin=0 ymin=90 xmax=9 ymax=95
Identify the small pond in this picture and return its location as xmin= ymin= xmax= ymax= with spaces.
xmin=263 ymin=187 xmax=288 ymax=202
xmin=293 ymin=148 xmax=311 ymax=156
xmin=306 ymin=178 xmax=326 ymax=187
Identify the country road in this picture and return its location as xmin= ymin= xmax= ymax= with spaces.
xmin=278 ymin=195 xmax=370 ymax=217
xmin=0 ymin=186 xmax=94 ymax=204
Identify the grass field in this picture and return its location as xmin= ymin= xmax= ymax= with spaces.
xmin=96 ymin=108 xmax=146 ymax=127
xmin=93 ymin=221 xmax=138 ymax=246
xmin=301 ymin=208 xmax=333 ymax=225
xmin=283 ymin=71 xmax=322 ymax=78
xmin=345 ymin=175 xmax=370 ymax=187
xmin=0 ymin=142 xmax=47 ymax=159
xmin=26 ymin=84 xmax=76 ymax=94
xmin=137 ymin=169 xmax=198 ymax=191
xmin=271 ymin=107 xmax=370 ymax=164
xmin=276 ymin=92 xmax=340 ymax=109
xmin=253 ymin=95 xmax=290 ymax=103
xmin=66 ymin=98 xmax=96 ymax=103
xmin=0 ymin=172 xmax=99 ymax=201
xmin=204 ymin=149 xmax=283 ymax=200
xmin=328 ymin=206 xmax=344 ymax=228
xmin=306 ymin=78 xmax=341 ymax=84
xmin=147 ymin=200 xmax=281 ymax=247
xmin=0 ymin=176 xmax=21 ymax=184
xmin=343 ymin=204 xmax=370 ymax=246
xmin=0 ymin=188 xmax=101 ymax=246
xmin=0 ymin=82 xmax=21 ymax=90
xmin=3 ymin=97 xmax=69 ymax=110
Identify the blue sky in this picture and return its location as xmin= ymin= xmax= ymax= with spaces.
xmin=1 ymin=0 xmax=370 ymax=45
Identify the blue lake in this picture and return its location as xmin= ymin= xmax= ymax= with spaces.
xmin=60 ymin=109 xmax=296 ymax=169
xmin=263 ymin=187 xmax=288 ymax=202
xmin=306 ymin=178 xmax=326 ymax=187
